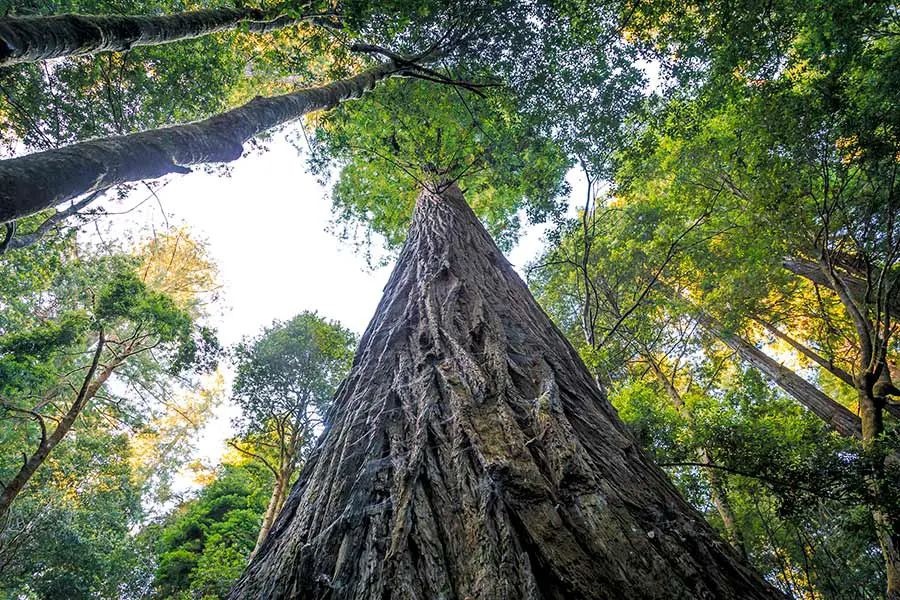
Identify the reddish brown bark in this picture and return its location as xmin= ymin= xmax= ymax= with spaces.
xmin=228 ymin=184 xmax=781 ymax=599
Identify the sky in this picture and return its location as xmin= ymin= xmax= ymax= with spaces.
xmin=101 ymin=126 xmax=584 ymax=479
xmin=109 ymin=134 xmax=569 ymax=345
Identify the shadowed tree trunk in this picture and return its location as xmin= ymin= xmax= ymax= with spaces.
xmin=0 ymin=8 xmax=302 ymax=66
xmin=752 ymin=316 xmax=856 ymax=388
xmin=0 ymin=60 xmax=400 ymax=224
xmin=692 ymin=310 xmax=863 ymax=439
xmin=229 ymin=183 xmax=782 ymax=600
xmin=752 ymin=316 xmax=900 ymax=421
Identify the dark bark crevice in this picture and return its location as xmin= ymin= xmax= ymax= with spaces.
xmin=229 ymin=183 xmax=783 ymax=599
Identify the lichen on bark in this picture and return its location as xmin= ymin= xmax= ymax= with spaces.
xmin=0 ymin=8 xmax=293 ymax=66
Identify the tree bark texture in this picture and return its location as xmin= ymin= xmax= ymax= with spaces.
xmin=229 ymin=184 xmax=782 ymax=600
xmin=695 ymin=311 xmax=863 ymax=439
xmin=857 ymin=386 xmax=900 ymax=599
xmin=0 ymin=8 xmax=296 ymax=66
xmin=0 ymin=60 xmax=398 ymax=224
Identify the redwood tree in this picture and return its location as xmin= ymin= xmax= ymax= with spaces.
xmin=229 ymin=183 xmax=781 ymax=599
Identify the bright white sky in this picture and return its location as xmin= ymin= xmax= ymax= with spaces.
xmin=99 ymin=126 xmax=585 ymax=480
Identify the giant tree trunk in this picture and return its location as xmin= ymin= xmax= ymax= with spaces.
xmin=0 ymin=8 xmax=299 ymax=66
xmin=229 ymin=184 xmax=781 ymax=600
xmin=0 ymin=60 xmax=399 ymax=224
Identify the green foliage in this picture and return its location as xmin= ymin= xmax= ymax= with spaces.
xmin=0 ymin=232 xmax=223 ymax=597
xmin=0 ymin=430 xmax=150 ymax=599
xmin=0 ymin=0 xmax=254 ymax=154
xmin=309 ymin=79 xmax=571 ymax=252
xmin=0 ymin=0 xmax=898 ymax=596
xmin=150 ymin=462 xmax=273 ymax=599
xmin=96 ymin=270 xmax=191 ymax=341
xmin=531 ymin=3 xmax=900 ymax=585
xmin=610 ymin=380 xmax=686 ymax=463
xmin=231 ymin=311 xmax=355 ymax=437
xmin=608 ymin=364 xmax=887 ymax=598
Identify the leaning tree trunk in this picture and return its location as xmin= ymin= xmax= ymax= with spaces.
xmin=782 ymin=257 xmax=900 ymax=323
xmin=0 ymin=8 xmax=300 ymax=66
xmin=229 ymin=183 xmax=782 ymax=600
xmin=0 ymin=60 xmax=399 ymax=224
xmin=692 ymin=310 xmax=863 ymax=439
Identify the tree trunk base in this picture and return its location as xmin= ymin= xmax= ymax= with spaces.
xmin=229 ymin=184 xmax=782 ymax=600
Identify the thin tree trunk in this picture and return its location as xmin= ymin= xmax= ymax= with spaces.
xmin=694 ymin=311 xmax=863 ymax=439
xmin=752 ymin=316 xmax=855 ymax=387
xmin=699 ymin=447 xmax=748 ymax=559
xmin=643 ymin=354 xmax=748 ymax=558
xmin=0 ymin=8 xmax=300 ymax=66
xmin=253 ymin=473 xmax=290 ymax=559
xmin=753 ymin=316 xmax=900 ymax=421
xmin=816 ymin=252 xmax=900 ymax=598
xmin=0 ymin=332 xmax=113 ymax=517
xmin=0 ymin=60 xmax=399 ymax=224
xmin=229 ymin=183 xmax=782 ymax=600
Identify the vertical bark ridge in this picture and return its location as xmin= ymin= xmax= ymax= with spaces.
xmin=229 ymin=183 xmax=783 ymax=599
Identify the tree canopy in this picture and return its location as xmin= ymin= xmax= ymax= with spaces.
xmin=0 ymin=0 xmax=898 ymax=597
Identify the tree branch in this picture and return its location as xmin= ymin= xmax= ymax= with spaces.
xmin=228 ymin=440 xmax=279 ymax=478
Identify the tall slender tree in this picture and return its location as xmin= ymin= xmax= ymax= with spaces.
xmin=0 ymin=6 xmax=315 ymax=66
xmin=229 ymin=312 xmax=355 ymax=556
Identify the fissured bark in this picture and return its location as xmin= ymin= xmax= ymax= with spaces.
xmin=230 ymin=183 xmax=783 ymax=599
